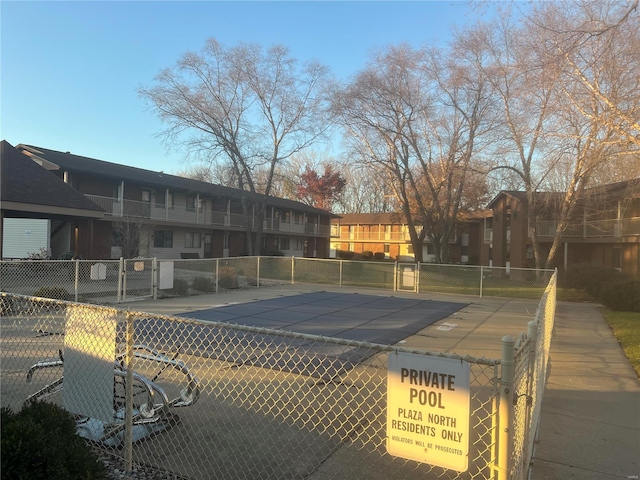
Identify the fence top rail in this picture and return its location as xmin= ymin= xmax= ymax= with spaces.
xmin=0 ymin=255 xmax=556 ymax=274
xmin=419 ymin=263 xmax=556 ymax=273
xmin=0 ymin=291 xmax=500 ymax=367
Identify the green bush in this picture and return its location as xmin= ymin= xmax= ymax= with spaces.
xmin=33 ymin=286 xmax=73 ymax=301
xmin=374 ymin=252 xmax=386 ymax=260
xmin=191 ymin=276 xmax=215 ymax=293
xmin=169 ymin=278 xmax=190 ymax=296
xmin=564 ymin=263 xmax=628 ymax=298
xmin=361 ymin=251 xmax=373 ymax=260
xmin=218 ymin=266 xmax=239 ymax=289
xmin=1 ymin=402 xmax=107 ymax=480
xmin=600 ymin=280 xmax=640 ymax=312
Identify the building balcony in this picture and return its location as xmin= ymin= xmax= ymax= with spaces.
xmin=536 ymin=217 xmax=640 ymax=239
xmin=333 ymin=231 xmax=413 ymax=242
xmin=85 ymin=195 xmax=329 ymax=236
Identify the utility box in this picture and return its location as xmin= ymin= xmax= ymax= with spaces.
xmin=2 ymin=218 xmax=50 ymax=259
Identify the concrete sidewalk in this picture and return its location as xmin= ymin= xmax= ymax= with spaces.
xmin=122 ymin=285 xmax=640 ymax=479
xmin=530 ymin=302 xmax=640 ymax=480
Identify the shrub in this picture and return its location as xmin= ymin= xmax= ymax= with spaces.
xmin=58 ymin=251 xmax=76 ymax=260
xmin=361 ymin=251 xmax=373 ymax=260
xmin=191 ymin=276 xmax=215 ymax=293
xmin=1 ymin=402 xmax=107 ymax=479
xmin=33 ymin=286 xmax=73 ymax=301
xmin=374 ymin=252 xmax=386 ymax=260
xmin=600 ymin=280 xmax=640 ymax=312
xmin=564 ymin=263 xmax=628 ymax=298
xmin=169 ymin=278 xmax=190 ymax=296
xmin=27 ymin=247 xmax=51 ymax=260
xmin=218 ymin=266 xmax=239 ymax=289
xmin=337 ymin=250 xmax=355 ymax=259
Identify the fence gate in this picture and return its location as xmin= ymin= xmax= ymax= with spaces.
xmin=397 ymin=262 xmax=417 ymax=291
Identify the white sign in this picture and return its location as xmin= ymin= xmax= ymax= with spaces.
xmin=90 ymin=263 xmax=107 ymax=280
xmin=159 ymin=261 xmax=174 ymax=289
xmin=63 ymin=305 xmax=117 ymax=422
xmin=387 ymin=352 xmax=470 ymax=471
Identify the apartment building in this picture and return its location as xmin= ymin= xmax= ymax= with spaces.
xmin=487 ymin=179 xmax=640 ymax=277
xmin=330 ymin=212 xmax=490 ymax=263
xmin=330 ymin=177 xmax=639 ymax=279
xmin=1 ymin=141 xmax=333 ymax=260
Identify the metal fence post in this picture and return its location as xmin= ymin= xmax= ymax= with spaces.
xmin=491 ymin=370 xmax=499 ymax=480
xmin=257 ymin=256 xmax=261 ymax=288
xmin=122 ymin=259 xmax=128 ymax=302
xmin=215 ymin=258 xmax=219 ymax=293
xmin=124 ymin=311 xmax=134 ymax=474
xmin=152 ymin=258 xmax=158 ymax=300
xmin=339 ymin=260 xmax=343 ymax=287
xmin=291 ymin=256 xmax=295 ymax=285
xmin=416 ymin=262 xmax=421 ymax=293
xmin=393 ymin=261 xmax=398 ymax=292
xmin=74 ymin=260 xmax=80 ymax=302
xmin=498 ymin=335 xmax=515 ymax=480
xmin=117 ymin=257 xmax=124 ymax=303
xmin=480 ymin=265 xmax=484 ymax=299
xmin=523 ymin=320 xmax=538 ymax=473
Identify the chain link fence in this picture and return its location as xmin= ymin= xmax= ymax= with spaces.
xmin=417 ymin=264 xmax=554 ymax=300
xmin=1 ymin=257 xmax=554 ymax=304
xmin=1 ymin=270 xmax=557 ymax=480
xmin=2 ymin=292 xmax=501 ymax=480
xmin=508 ymin=273 xmax=557 ymax=479
xmin=0 ymin=272 xmax=556 ymax=480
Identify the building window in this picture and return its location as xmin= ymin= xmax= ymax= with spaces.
xmin=142 ymin=190 xmax=151 ymax=202
xmin=223 ymin=233 xmax=230 ymax=250
xmin=279 ymin=238 xmax=290 ymax=250
xmin=154 ymin=230 xmax=173 ymax=248
xmin=384 ymin=244 xmax=390 ymax=253
xmin=155 ymin=192 xmax=165 ymax=207
xmin=185 ymin=232 xmax=201 ymax=248
xmin=187 ymin=196 xmax=197 ymax=212
xmin=284 ymin=212 xmax=291 ymax=223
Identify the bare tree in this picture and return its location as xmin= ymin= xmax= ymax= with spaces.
xmin=334 ymin=162 xmax=399 ymax=214
xmin=174 ymin=163 xmax=216 ymax=183
xmin=139 ymin=39 xmax=332 ymax=254
xmin=478 ymin=2 xmax=640 ymax=270
xmin=334 ymin=41 xmax=493 ymax=263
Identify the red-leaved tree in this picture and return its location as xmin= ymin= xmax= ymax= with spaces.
xmin=297 ymin=165 xmax=346 ymax=212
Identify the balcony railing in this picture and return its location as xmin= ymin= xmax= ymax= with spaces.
xmin=335 ymin=231 xmax=413 ymax=242
xmin=85 ymin=195 xmax=329 ymax=236
xmin=536 ymin=217 xmax=640 ymax=239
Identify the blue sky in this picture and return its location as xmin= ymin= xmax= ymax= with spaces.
xmin=1 ymin=1 xmax=491 ymax=173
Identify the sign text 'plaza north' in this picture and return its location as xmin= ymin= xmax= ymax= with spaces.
xmin=387 ymin=353 xmax=470 ymax=471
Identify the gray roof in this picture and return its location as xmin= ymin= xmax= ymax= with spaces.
xmin=332 ymin=212 xmax=407 ymax=225
xmin=1 ymin=141 xmax=104 ymax=215
xmin=19 ymin=144 xmax=334 ymax=216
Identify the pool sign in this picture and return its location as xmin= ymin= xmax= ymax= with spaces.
xmin=387 ymin=352 xmax=470 ymax=471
